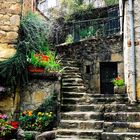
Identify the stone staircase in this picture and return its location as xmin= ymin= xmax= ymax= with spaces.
xmin=55 ymin=59 xmax=140 ymax=140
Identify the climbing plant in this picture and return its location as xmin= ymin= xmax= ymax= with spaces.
xmin=0 ymin=12 xmax=49 ymax=90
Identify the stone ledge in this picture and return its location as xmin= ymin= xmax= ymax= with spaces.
xmin=29 ymin=72 xmax=62 ymax=80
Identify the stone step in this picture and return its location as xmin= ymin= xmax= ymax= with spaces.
xmin=62 ymin=86 xmax=86 ymax=92
xmin=64 ymin=67 xmax=80 ymax=70
xmin=62 ymin=74 xmax=82 ymax=78
xmin=61 ymin=112 xmax=103 ymax=121
xmin=61 ymin=104 xmax=104 ymax=112
xmin=88 ymin=93 xmax=127 ymax=98
xmin=62 ymin=92 xmax=86 ymax=98
xmin=91 ymin=97 xmax=128 ymax=104
xmin=59 ymin=120 xmax=103 ymax=130
xmin=61 ymin=103 xmax=140 ymax=113
xmin=57 ymin=129 xmax=102 ymax=139
xmin=55 ymin=137 xmax=94 ymax=140
xmin=64 ymin=69 xmax=80 ymax=73
xmin=104 ymin=122 xmax=140 ymax=132
xmin=62 ymin=78 xmax=83 ymax=82
xmin=62 ymin=97 xmax=128 ymax=105
xmin=104 ymin=104 xmax=140 ymax=112
xmin=101 ymin=132 xmax=140 ymax=140
xmin=104 ymin=112 xmax=140 ymax=122
xmin=62 ymin=82 xmax=84 ymax=86
xmin=62 ymin=98 xmax=89 ymax=105
xmin=55 ymin=135 xmax=95 ymax=140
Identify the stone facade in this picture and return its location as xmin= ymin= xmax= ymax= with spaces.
xmin=0 ymin=0 xmax=22 ymax=61
xmin=123 ymin=0 xmax=140 ymax=101
xmin=58 ymin=36 xmax=123 ymax=94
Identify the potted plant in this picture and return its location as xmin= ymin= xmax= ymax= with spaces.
xmin=27 ymin=52 xmax=49 ymax=73
xmin=27 ymin=51 xmax=62 ymax=75
xmin=112 ymin=76 xmax=126 ymax=94
xmin=0 ymin=114 xmax=19 ymax=139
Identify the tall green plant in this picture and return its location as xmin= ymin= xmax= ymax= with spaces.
xmin=0 ymin=12 xmax=49 ymax=89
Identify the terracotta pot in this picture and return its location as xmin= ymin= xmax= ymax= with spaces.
xmin=28 ymin=66 xmax=45 ymax=73
xmin=114 ymin=85 xmax=126 ymax=94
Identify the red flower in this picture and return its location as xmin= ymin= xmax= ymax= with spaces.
xmin=34 ymin=54 xmax=49 ymax=62
xmin=42 ymin=55 xmax=49 ymax=61
xmin=11 ymin=121 xmax=19 ymax=129
xmin=115 ymin=76 xmax=121 ymax=80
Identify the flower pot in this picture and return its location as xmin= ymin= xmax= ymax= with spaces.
xmin=114 ymin=85 xmax=126 ymax=94
xmin=28 ymin=66 xmax=45 ymax=73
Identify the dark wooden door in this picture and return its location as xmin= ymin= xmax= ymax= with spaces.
xmin=100 ymin=62 xmax=117 ymax=94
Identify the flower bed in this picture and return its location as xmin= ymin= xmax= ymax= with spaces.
xmin=0 ymin=114 xmax=19 ymax=139
xmin=19 ymin=111 xmax=54 ymax=132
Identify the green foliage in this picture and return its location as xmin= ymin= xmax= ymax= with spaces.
xmin=65 ymin=5 xmax=108 ymax=22
xmin=65 ymin=34 xmax=73 ymax=44
xmin=80 ymin=26 xmax=97 ymax=38
xmin=105 ymin=0 xmax=119 ymax=6
xmin=44 ymin=52 xmax=61 ymax=72
xmin=112 ymin=76 xmax=124 ymax=87
xmin=0 ymin=12 xmax=50 ymax=89
xmin=60 ymin=0 xmax=85 ymax=17
xmin=24 ymin=133 xmax=34 ymax=140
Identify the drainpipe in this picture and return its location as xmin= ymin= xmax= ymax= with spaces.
xmin=128 ymin=0 xmax=136 ymax=101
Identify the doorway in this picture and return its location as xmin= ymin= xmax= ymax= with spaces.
xmin=100 ymin=62 xmax=117 ymax=94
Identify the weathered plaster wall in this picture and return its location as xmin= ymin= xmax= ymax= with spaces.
xmin=58 ymin=37 xmax=123 ymax=93
xmin=124 ymin=0 xmax=140 ymax=101
xmin=0 ymin=0 xmax=22 ymax=61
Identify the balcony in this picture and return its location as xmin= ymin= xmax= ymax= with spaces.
xmin=55 ymin=16 xmax=121 ymax=45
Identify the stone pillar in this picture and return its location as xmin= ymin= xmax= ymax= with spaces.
xmin=123 ymin=0 xmax=140 ymax=101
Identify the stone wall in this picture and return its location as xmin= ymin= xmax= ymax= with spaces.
xmin=123 ymin=0 xmax=140 ymax=101
xmin=58 ymin=36 xmax=123 ymax=93
xmin=21 ymin=78 xmax=61 ymax=111
xmin=0 ymin=76 xmax=61 ymax=116
xmin=0 ymin=0 xmax=22 ymax=61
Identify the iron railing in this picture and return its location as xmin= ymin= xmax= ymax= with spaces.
xmin=55 ymin=16 xmax=121 ymax=45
